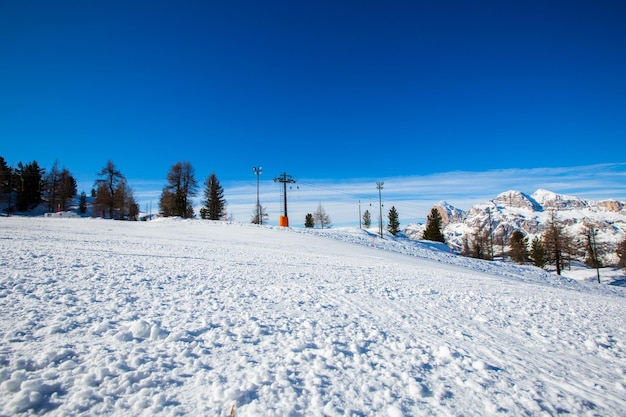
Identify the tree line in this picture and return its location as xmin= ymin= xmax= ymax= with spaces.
xmin=418 ymin=205 xmax=626 ymax=275
xmin=303 ymin=204 xmax=402 ymax=236
xmin=1 ymin=156 xmax=78 ymax=215
xmin=0 ymin=157 xmax=228 ymax=221
xmin=158 ymin=161 xmax=226 ymax=220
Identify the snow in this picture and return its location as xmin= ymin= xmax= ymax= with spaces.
xmin=1 ymin=217 xmax=626 ymax=416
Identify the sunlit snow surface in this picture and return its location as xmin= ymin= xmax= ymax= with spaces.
xmin=1 ymin=217 xmax=625 ymax=416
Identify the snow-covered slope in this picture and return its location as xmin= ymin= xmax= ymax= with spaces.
xmin=1 ymin=217 xmax=625 ymax=416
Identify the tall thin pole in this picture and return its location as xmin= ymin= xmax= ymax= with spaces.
xmin=376 ymin=181 xmax=384 ymax=238
xmin=273 ymin=172 xmax=296 ymax=225
xmin=359 ymin=200 xmax=362 ymax=229
xmin=487 ymin=207 xmax=494 ymax=261
xmin=591 ymin=227 xmax=601 ymax=283
xmin=253 ymin=167 xmax=262 ymax=224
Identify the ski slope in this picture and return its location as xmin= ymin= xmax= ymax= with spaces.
xmin=1 ymin=217 xmax=625 ymax=416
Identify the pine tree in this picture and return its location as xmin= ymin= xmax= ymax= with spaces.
xmin=94 ymin=160 xmax=124 ymax=219
xmin=387 ymin=206 xmax=400 ymax=235
xmin=201 ymin=172 xmax=226 ymax=220
xmin=46 ymin=164 xmax=77 ymax=212
xmin=582 ymin=224 xmax=603 ymax=268
xmin=0 ymin=157 xmax=10 ymax=196
xmin=509 ymin=230 xmax=529 ymax=263
xmin=305 ymin=213 xmax=314 ymax=228
xmin=15 ymin=160 xmax=44 ymax=211
xmin=57 ymin=168 xmax=77 ymax=211
xmin=542 ymin=211 xmax=575 ymax=275
xmin=363 ymin=209 xmax=371 ymax=228
xmin=93 ymin=160 xmax=136 ymax=220
xmin=46 ymin=160 xmax=60 ymax=213
xmin=313 ymin=203 xmax=332 ymax=228
xmin=469 ymin=225 xmax=492 ymax=260
xmin=529 ymin=236 xmax=547 ymax=269
xmin=160 ymin=161 xmax=198 ymax=218
xmin=423 ymin=207 xmax=445 ymax=243
xmin=79 ymin=191 xmax=88 ymax=214
xmin=0 ymin=158 xmax=14 ymax=214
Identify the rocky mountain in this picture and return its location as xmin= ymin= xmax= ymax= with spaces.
xmin=404 ymin=189 xmax=626 ymax=263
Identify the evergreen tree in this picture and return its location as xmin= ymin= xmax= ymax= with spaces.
xmin=469 ymin=225 xmax=492 ymax=260
xmin=46 ymin=163 xmax=77 ymax=212
xmin=362 ymin=209 xmax=371 ymax=228
xmin=160 ymin=161 xmax=198 ymax=218
xmin=423 ymin=207 xmax=445 ymax=243
xmin=581 ymin=224 xmax=604 ymax=269
xmin=313 ymin=203 xmax=332 ymax=228
xmin=509 ymin=230 xmax=529 ymax=263
xmin=93 ymin=160 xmax=136 ymax=220
xmin=305 ymin=213 xmax=315 ymax=228
xmin=0 ymin=157 xmax=13 ymax=210
xmin=94 ymin=160 xmax=124 ymax=219
xmin=387 ymin=206 xmax=400 ymax=236
xmin=542 ymin=211 xmax=575 ymax=275
xmin=529 ymin=236 xmax=547 ymax=269
xmin=79 ymin=191 xmax=88 ymax=214
xmin=126 ymin=193 xmax=140 ymax=221
xmin=46 ymin=160 xmax=60 ymax=213
xmin=201 ymin=172 xmax=226 ymax=220
xmin=15 ymin=160 xmax=45 ymax=211
xmin=159 ymin=189 xmax=176 ymax=217
xmin=616 ymin=236 xmax=626 ymax=269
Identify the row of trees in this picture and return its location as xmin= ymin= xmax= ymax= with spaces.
xmin=92 ymin=160 xmax=139 ymax=220
xmin=1 ymin=156 xmax=78 ymax=214
xmin=385 ymin=204 xmax=626 ymax=275
xmin=1 ymin=156 xmax=140 ymax=220
xmin=303 ymin=204 xmax=400 ymax=235
xmin=503 ymin=212 xmax=621 ymax=275
xmin=158 ymin=161 xmax=226 ymax=220
xmin=446 ymin=209 xmax=626 ymax=275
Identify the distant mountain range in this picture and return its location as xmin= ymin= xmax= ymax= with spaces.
xmin=404 ymin=189 xmax=626 ymax=262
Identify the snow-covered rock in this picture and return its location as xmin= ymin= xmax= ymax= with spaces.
xmin=406 ymin=189 xmax=626 ymax=262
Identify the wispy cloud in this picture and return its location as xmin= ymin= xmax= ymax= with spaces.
xmin=129 ymin=163 xmax=626 ymax=227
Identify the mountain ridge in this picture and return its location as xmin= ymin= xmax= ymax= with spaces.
xmin=405 ymin=189 xmax=626 ymax=262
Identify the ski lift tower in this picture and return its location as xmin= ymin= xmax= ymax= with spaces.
xmin=274 ymin=172 xmax=296 ymax=227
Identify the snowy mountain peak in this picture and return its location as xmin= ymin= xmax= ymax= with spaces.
xmin=531 ymin=189 xmax=588 ymax=210
xmin=434 ymin=201 xmax=465 ymax=224
xmin=412 ymin=189 xmax=626 ymax=261
xmin=494 ymin=190 xmax=542 ymax=211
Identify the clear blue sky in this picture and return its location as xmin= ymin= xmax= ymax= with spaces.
xmin=1 ymin=1 xmax=625 ymax=223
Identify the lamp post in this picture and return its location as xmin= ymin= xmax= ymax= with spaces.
xmin=487 ymin=207 xmax=494 ymax=261
xmin=376 ymin=181 xmax=384 ymax=238
xmin=253 ymin=167 xmax=262 ymax=224
xmin=591 ymin=227 xmax=600 ymax=283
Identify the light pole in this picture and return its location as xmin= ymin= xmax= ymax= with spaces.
xmin=253 ymin=167 xmax=262 ymax=224
xmin=591 ymin=227 xmax=601 ymax=283
xmin=376 ymin=181 xmax=384 ymax=238
xmin=487 ymin=207 xmax=494 ymax=261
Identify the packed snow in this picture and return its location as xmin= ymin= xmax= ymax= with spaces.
xmin=1 ymin=217 xmax=625 ymax=416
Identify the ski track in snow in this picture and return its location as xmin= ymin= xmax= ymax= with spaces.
xmin=1 ymin=217 xmax=625 ymax=416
